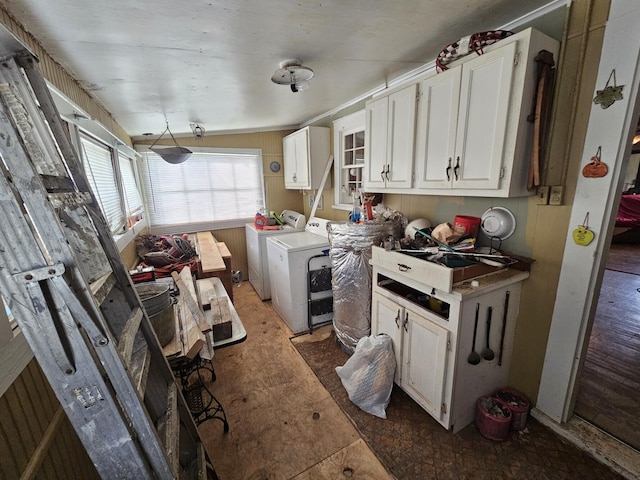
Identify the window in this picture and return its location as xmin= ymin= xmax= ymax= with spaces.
xmin=117 ymin=151 xmax=144 ymax=224
xmin=79 ymin=134 xmax=126 ymax=234
xmin=137 ymin=147 xmax=264 ymax=233
xmin=333 ymin=110 xmax=365 ymax=210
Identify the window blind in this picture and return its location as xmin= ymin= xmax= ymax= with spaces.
xmin=80 ymin=135 xmax=126 ymax=234
xmin=118 ymin=153 xmax=143 ymax=217
xmin=138 ymin=148 xmax=264 ymax=232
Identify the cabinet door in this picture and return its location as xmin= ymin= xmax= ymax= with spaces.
xmin=414 ymin=67 xmax=461 ymax=189
xmin=401 ymin=307 xmax=449 ymax=422
xmin=371 ymin=293 xmax=403 ymax=382
xmin=364 ymin=96 xmax=388 ymax=189
xmin=386 ymin=84 xmax=416 ymax=188
xmin=453 ymin=41 xmax=516 ymax=190
xmin=333 ymin=111 xmax=365 ymax=207
xmin=283 ymin=130 xmax=310 ymax=189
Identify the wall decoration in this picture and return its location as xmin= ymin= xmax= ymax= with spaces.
xmin=593 ymin=69 xmax=624 ymax=109
xmin=572 ymin=213 xmax=595 ymax=246
xmin=582 ymin=146 xmax=608 ymax=178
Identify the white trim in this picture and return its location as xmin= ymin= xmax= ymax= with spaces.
xmin=147 ymin=217 xmax=254 ymax=235
xmin=134 ymin=145 xmax=262 ymax=156
xmin=131 ymin=124 xmax=300 ymax=141
xmin=537 ymin=0 xmax=640 ymax=422
xmin=532 ymin=409 xmax=640 ymax=480
xmin=47 ymin=82 xmax=135 ymax=155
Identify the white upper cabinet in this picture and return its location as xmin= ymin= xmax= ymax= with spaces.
xmin=415 ymin=28 xmax=559 ymax=197
xmin=364 ymin=83 xmax=417 ymax=190
xmin=415 ymin=43 xmax=515 ymax=190
xmin=283 ymin=126 xmax=330 ymax=190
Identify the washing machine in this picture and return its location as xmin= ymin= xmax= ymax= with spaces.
xmin=245 ymin=209 xmax=306 ymax=300
xmin=266 ymin=217 xmax=332 ymax=334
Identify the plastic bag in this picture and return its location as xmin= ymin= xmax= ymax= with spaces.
xmin=335 ymin=334 xmax=396 ymax=419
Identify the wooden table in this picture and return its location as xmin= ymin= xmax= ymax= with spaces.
xmin=190 ymin=232 xmax=234 ymax=302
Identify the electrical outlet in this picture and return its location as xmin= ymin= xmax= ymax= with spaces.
xmin=536 ymin=185 xmax=550 ymax=205
xmin=549 ymin=186 xmax=564 ymax=206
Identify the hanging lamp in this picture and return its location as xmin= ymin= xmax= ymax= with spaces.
xmin=148 ymin=121 xmax=192 ymax=164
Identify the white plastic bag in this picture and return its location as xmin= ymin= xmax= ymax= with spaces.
xmin=335 ymin=334 xmax=396 ymax=419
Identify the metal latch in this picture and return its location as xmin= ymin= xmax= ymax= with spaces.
xmin=14 ymin=263 xmax=66 ymax=283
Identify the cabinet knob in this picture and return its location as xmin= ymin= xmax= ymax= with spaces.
xmin=395 ymin=310 xmax=401 ymax=328
xmin=454 ymin=157 xmax=460 ymax=181
xmin=446 ymin=158 xmax=452 ymax=181
xmin=403 ymin=312 xmax=409 ymax=332
xmin=385 ymin=164 xmax=390 ymax=181
xmin=397 ymin=263 xmax=411 ymax=272
xmin=380 ymin=166 xmax=386 ymax=182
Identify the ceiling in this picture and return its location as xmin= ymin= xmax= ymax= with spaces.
xmin=2 ymin=0 xmax=564 ymax=138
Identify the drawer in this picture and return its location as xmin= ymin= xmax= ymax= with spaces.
xmin=372 ymin=246 xmax=454 ymax=292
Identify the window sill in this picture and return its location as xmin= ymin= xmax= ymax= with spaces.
xmin=114 ymin=217 xmax=148 ymax=251
xmin=332 ymin=204 xmax=353 ymax=212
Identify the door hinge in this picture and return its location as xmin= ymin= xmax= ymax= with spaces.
xmin=447 ymin=340 xmax=452 ymax=351
xmin=514 ymin=52 xmax=520 ymax=66
xmin=441 ymin=403 xmax=447 ymax=414
xmin=499 ymin=167 xmax=505 ymax=179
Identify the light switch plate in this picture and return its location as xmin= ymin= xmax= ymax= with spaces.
xmin=308 ymin=193 xmax=323 ymax=209
xmin=536 ymin=186 xmax=550 ymax=205
xmin=549 ymin=186 xmax=563 ymax=206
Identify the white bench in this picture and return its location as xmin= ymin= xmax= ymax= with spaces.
xmin=197 ymin=277 xmax=246 ymax=349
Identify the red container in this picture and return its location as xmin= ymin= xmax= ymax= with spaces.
xmin=475 ymin=396 xmax=512 ymax=441
xmin=494 ymin=388 xmax=530 ymax=431
xmin=453 ymin=215 xmax=481 ymax=238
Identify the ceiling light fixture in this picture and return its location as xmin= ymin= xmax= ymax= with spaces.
xmin=271 ymin=59 xmax=314 ymax=93
xmin=148 ymin=121 xmax=192 ymax=164
xmin=190 ymin=123 xmax=205 ymax=141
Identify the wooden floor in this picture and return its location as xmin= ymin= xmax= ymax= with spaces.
xmin=199 ymin=283 xmax=391 ymax=480
xmin=574 ymin=243 xmax=640 ymax=451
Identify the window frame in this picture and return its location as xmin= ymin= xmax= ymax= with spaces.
xmin=79 ymin=133 xmax=127 ymax=235
xmin=333 ymin=110 xmax=366 ymax=211
xmin=67 ymin=122 xmax=147 ymax=251
xmin=135 ymin=145 xmax=265 ymax=234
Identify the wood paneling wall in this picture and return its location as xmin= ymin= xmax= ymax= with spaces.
xmin=0 ymin=361 xmax=99 ymax=480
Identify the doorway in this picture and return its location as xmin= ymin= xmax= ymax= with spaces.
xmin=574 ymin=148 xmax=640 ymax=451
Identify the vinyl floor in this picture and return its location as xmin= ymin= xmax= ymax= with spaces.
xmin=202 ymin=282 xmax=625 ymax=480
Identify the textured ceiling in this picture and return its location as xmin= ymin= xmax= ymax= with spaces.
xmin=2 ymin=0 xmax=566 ymax=137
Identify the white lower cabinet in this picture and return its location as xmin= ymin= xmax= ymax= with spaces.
xmin=401 ymin=306 xmax=449 ymax=421
xmin=371 ymin=263 xmax=528 ymax=432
